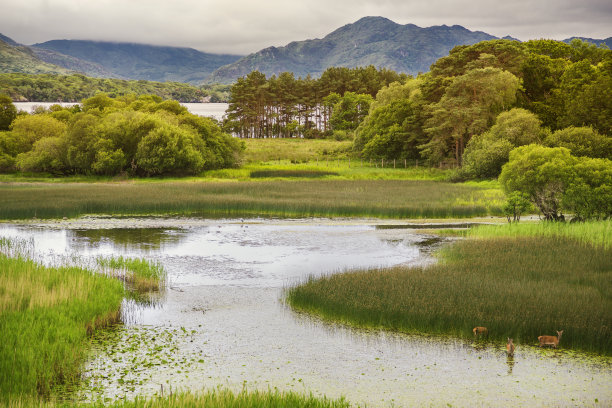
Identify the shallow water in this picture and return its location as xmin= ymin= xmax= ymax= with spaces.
xmin=1 ymin=218 xmax=610 ymax=407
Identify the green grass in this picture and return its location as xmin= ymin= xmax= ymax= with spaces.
xmin=0 ymin=244 xmax=125 ymax=402
xmin=7 ymin=389 xmax=351 ymax=407
xmin=469 ymin=219 xmax=612 ymax=249
xmin=0 ymin=180 xmax=505 ymax=220
xmin=250 ymin=169 xmax=340 ymax=178
xmin=96 ymin=256 xmax=167 ymax=292
xmin=242 ymin=138 xmax=353 ymax=163
xmin=287 ymin=236 xmax=612 ymax=355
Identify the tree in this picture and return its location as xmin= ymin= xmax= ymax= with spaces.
xmin=502 ymin=192 xmax=532 ymax=223
xmin=563 ymin=157 xmax=612 ymax=220
xmin=544 ymin=126 xmax=612 ymax=159
xmin=422 ymin=68 xmax=520 ymax=165
xmin=329 ymin=92 xmax=373 ymax=132
xmin=7 ymin=114 xmax=67 ymax=155
xmin=499 ymin=145 xmax=577 ymax=220
xmin=0 ymin=94 xmax=17 ymax=131
xmin=462 ymin=108 xmax=546 ymax=178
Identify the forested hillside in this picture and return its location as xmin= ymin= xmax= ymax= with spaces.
xmin=32 ymin=40 xmax=243 ymax=84
xmin=207 ymin=17 xmax=497 ymax=83
xmin=0 ymin=73 xmax=229 ymax=102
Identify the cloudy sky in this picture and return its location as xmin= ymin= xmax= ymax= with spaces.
xmin=1 ymin=0 xmax=611 ymax=55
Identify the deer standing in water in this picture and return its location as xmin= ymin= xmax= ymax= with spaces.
xmin=506 ymin=338 xmax=515 ymax=356
xmin=538 ymin=330 xmax=563 ymax=348
xmin=473 ymin=326 xmax=488 ymax=337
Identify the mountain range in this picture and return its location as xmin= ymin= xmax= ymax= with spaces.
xmin=1 ymin=17 xmax=611 ymax=85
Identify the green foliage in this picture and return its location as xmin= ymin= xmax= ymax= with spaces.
xmin=226 ymin=67 xmax=405 ymax=138
xmin=502 ymin=192 xmax=532 ymax=222
xmin=422 ymin=67 xmax=520 ymax=165
xmin=500 ymin=145 xmax=612 ymax=220
xmin=500 ymin=145 xmax=576 ymax=220
xmin=544 ymin=126 xmax=612 ymax=159
xmin=288 ymin=236 xmax=612 ymax=354
xmin=0 ymin=93 xmax=16 ymax=130
xmin=329 ymin=92 xmax=372 ymax=131
xmin=462 ymin=108 xmax=546 ymax=178
xmin=0 ymin=94 xmax=242 ymax=177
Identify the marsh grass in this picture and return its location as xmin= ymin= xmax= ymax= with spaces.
xmin=250 ymin=169 xmax=340 ymax=178
xmin=0 ymin=180 xmax=505 ymax=220
xmin=469 ymin=220 xmax=612 ymax=249
xmin=5 ymin=388 xmax=350 ymax=407
xmin=0 ymin=252 xmax=125 ymax=402
xmin=96 ymin=256 xmax=167 ymax=292
xmin=287 ymin=236 xmax=612 ymax=355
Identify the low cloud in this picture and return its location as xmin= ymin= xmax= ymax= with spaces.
xmin=1 ymin=0 xmax=610 ymax=55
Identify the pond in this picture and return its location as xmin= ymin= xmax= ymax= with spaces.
xmin=1 ymin=217 xmax=610 ymax=407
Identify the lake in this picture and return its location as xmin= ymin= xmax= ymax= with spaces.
xmin=1 ymin=217 xmax=610 ymax=407
xmin=12 ymin=102 xmax=229 ymax=121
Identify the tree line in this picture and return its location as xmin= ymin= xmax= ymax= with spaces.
xmin=225 ymin=66 xmax=407 ymax=139
xmin=0 ymin=93 xmax=243 ymax=176
xmin=0 ymin=73 xmax=232 ymax=103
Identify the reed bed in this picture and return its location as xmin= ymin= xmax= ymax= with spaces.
xmin=469 ymin=220 xmax=612 ymax=249
xmin=0 ymin=252 xmax=125 ymax=402
xmin=287 ymin=236 xmax=612 ymax=355
xmin=5 ymin=389 xmax=350 ymax=408
xmin=0 ymin=180 xmax=504 ymax=220
xmin=96 ymin=256 xmax=167 ymax=292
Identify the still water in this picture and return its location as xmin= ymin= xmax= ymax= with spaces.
xmin=1 ymin=218 xmax=610 ymax=407
xmin=12 ymin=102 xmax=229 ymax=121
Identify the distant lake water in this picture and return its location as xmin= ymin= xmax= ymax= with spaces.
xmin=13 ymin=102 xmax=229 ymax=121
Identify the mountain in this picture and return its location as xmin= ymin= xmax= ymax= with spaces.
xmin=0 ymin=37 xmax=72 ymax=76
xmin=563 ymin=36 xmax=612 ymax=49
xmin=0 ymin=33 xmax=19 ymax=46
xmin=32 ymin=40 xmax=243 ymax=84
xmin=206 ymin=17 xmax=497 ymax=83
xmin=30 ymin=47 xmax=117 ymax=78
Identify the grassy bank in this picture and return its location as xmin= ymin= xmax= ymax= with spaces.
xmin=242 ymin=138 xmax=353 ymax=163
xmin=7 ymin=389 xmax=350 ymax=407
xmin=0 ymin=245 xmax=125 ymax=402
xmin=287 ymin=235 xmax=612 ymax=355
xmin=0 ymin=180 xmax=504 ymax=220
xmin=469 ymin=220 xmax=612 ymax=249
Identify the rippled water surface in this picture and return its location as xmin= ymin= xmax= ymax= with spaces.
xmin=1 ymin=218 xmax=610 ymax=407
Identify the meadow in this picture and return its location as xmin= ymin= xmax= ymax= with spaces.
xmin=287 ymin=229 xmax=612 ymax=355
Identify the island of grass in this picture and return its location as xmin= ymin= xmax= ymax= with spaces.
xmin=287 ymin=221 xmax=612 ymax=355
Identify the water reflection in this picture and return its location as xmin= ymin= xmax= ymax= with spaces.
xmin=506 ymin=355 xmax=516 ymax=375
xmin=72 ymin=228 xmax=184 ymax=251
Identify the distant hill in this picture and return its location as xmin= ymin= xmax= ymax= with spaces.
xmin=32 ymin=40 xmax=243 ymax=84
xmin=0 ymin=37 xmax=72 ymax=76
xmin=30 ymin=47 xmax=117 ymax=78
xmin=0 ymin=33 xmax=19 ymax=46
xmin=206 ymin=17 xmax=497 ymax=83
xmin=563 ymin=36 xmax=612 ymax=49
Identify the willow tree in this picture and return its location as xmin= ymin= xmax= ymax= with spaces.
xmin=421 ymin=67 xmax=520 ymax=165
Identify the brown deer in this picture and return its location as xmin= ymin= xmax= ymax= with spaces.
xmin=538 ymin=330 xmax=563 ymax=348
xmin=506 ymin=338 xmax=515 ymax=356
xmin=473 ymin=326 xmax=488 ymax=337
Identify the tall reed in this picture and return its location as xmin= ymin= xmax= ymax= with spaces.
xmin=0 ymin=180 xmax=504 ymax=220
xmin=288 ymin=236 xmax=612 ymax=354
xmin=0 ymin=252 xmax=125 ymax=402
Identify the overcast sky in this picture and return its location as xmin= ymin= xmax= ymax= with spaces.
xmin=1 ymin=0 xmax=611 ymax=55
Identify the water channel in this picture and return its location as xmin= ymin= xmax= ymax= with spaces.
xmin=1 ymin=217 xmax=610 ymax=407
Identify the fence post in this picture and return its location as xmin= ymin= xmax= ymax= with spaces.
xmin=348 ymin=158 xmax=350 ymax=168
xmin=404 ymin=159 xmax=406 ymax=168
xmin=382 ymin=158 xmax=384 ymax=168
xmin=416 ymin=159 xmax=418 ymax=168
xmin=394 ymin=159 xmax=396 ymax=169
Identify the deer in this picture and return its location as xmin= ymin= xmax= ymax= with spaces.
xmin=473 ymin=326 xmax=488 ymax=337
xmin=538 ymin=330 xmax=563 ymax=348
xmin=506 ymin=338 xmax=515 ymax=356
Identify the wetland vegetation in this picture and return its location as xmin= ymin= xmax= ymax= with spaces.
xmin=288 ymin=231 xmax=612 ymax=355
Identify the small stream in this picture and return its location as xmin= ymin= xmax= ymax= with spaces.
xmin=1 ymin=217 xmax=610 ymax=407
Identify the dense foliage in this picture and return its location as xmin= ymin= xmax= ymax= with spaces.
xmin=0 ymin=73 xmax=231 ymax=102
xmin=0 ymin=94 xmax=243 ymax=176
xmin=225 ymin=66 xmax=407 ymax=138
xmin=352 ymin=39 xmax=612 ymax=167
